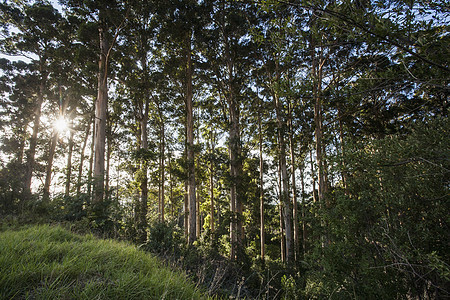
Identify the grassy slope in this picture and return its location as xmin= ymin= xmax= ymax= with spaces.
xmin=0 ymin=225 xmax=205 ymax=299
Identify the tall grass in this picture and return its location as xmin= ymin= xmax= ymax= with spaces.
xmin=0 ymin=225 xmax=206 ymax=299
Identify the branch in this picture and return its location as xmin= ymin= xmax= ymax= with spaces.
xmin=270 ymin=0 xmax=450 ymax=73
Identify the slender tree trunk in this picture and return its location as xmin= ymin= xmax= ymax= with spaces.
xmin=87 ymin=120 xmax=95 ymax=199
xmin=312 ymin=36 xmax=327 ymax=207
xmin=337 ymin=104 xmax=348 ymax=193
xmin=77 ymin=117 xmax=91 ymax=195
xmin=16 ymin=121 xmax=28 ymax=165
xmin=278 ymin=160 xmax=286 ymax=263
xmin=24 ymin=60 xmax=47 ymax=199
xmin=309 ymin=150 xmax=317 ymax=202
xmin=93 ymin=23 xmax=109 ymax=204
xmin=65 ymin=124 xmax=74 ymax=197
xmin=288 ymin=102 xmax=299 ymax=261
xmin=209 ymin=131 xmax=215 ymax=232
xmin=258 ymin=109 xmax=265 ymax=262
xmin=273 ymin=87 xmax=293 ymax=263
xmin=139 ymin=99 xmax=149 ymax=241
xmin=169 ymin=153 xmax=174 ymax=218
xmin=159 ymin=121 xmax=165 ymax=223
xmin=105 ymin=124 xmax=111 ymax=198
xmin=300 ymin=165 xmax=307 ymax=255
xmin=186 ymin=32 xmax=197 ymax=245
xmin=196 ymin=186 xmax=201 ymax=238
xmin=225 ymin=52 xmax=242 ymax=260
xmin=43 ymin=131 xmax=58 ymax=202
xmin=184 ymin=181 xmax=189 ymax=238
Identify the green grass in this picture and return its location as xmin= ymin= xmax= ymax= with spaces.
xmin=0 ymin=225 xmax=206 ymax=299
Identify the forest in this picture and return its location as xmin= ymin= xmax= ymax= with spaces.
xmin=0 ymin=0 xmax=449 ymax=298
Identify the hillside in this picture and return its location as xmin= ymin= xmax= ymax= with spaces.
xmin=0 ymin=225 xmax=205 ymax=299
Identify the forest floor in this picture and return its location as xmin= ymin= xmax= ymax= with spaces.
xmin=0 ymin=224 xmax=208 ymax=299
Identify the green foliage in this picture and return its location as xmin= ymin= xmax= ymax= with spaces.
xmin=142 ymin=220 xmax=183 ymax=256
xmin=303 ymin=117 xmax=450 ymax=299
xmin=0 ymin=225 xmax=205 ymax=299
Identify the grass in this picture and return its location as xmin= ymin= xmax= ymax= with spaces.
xmin=0 ymin=225 xmax=207 ymax=299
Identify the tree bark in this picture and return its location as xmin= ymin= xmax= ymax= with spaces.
xmin=278 ymin=160 xmax=286 ymax=263
xmin=300 ymin=165 xmax=307 ymax=255
xmin=65 ymin=124 xmax=74 ymax=197
xmin=43 ymin=131 xmax=58 ymax=202
xmin=186 ymin=32 xmax=197 ymax=245
xmin=139 ymin=99 xmax=149 ymax=241
xmin=24 ymin=59 xmax=47 ymax=199
xmin=209 ymin=131 xmax=215 ymax=232
xmin=93 ymin=23 xmax=109 ymax=204
xmin=258 ymin=109 xmax=265 ymax=262
xmin=337 ymin=104 xmax=348 ymax=193
xmin=273 ymin=80 xmax=293 ymax=263
xmin=87 ymin=119 xmax=95 ymax=198
xmin=288 ymin=102 xmax=299 ymax=261
xmin=159 ymin=115 xmax=165 ymax=223
xmin=311 ymin=32 xmax=328 ymax=207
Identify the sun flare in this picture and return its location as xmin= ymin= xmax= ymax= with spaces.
xmin=53 ymin=117 xmax=69 ymax=134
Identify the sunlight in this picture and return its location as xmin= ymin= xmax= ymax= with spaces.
xmin=53 ymin=117 xmax=69 ymax=135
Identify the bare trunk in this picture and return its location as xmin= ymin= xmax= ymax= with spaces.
xmin=24 ymin=61 xmax=47 ymax=198
xmin=169 ymin=153 xmax=174 ymax=218
xmin=93 ymin=24 xmax=109 ymax=204
xmin=186 ymin=32 xmax=197 ymax=245
xmin=312 ymin=35 xmax=327 ymax=207
xmin=87 ymin=120 xmax=95 ymax=198
xmin=196 ymin=186 xmax=201 ymax=238
xmin=258 ymin=110 xmax=265 ymax=262
xmin=274 ymin=88 xmax=293 ymax=263
xmin=159 ymin=121 xmax=165 ymax=223
xmin=300 ymin=165 xmax=307 ymax=255
xmin=337 ymin=104 xmax=348 ymax=193
xmin=43 ymin=131 xmax=58 ymax=202
xmin=309 ymin=150 xmax=317 ymax=202
xmin=105 ymin=126 xmax=111 ymax=198
xmin=139 ymin=99 xmax=149 ymax=241
xmin=184 ymin=181 xmax=188 ymax=238
xmin=289 ymin=102 xmax=299 ymax=261
xmin=278 ymin=160 xmax=286 ymax=263
xmin=209 ymin=132 xmax=215 ymax=232
xmin=65 ymin=125 xmax=74 ymax=197
xmin=226 ymin=52 xmax=242 ymax=261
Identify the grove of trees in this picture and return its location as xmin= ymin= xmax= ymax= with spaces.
xmin=1 ymin=0 xmax=448 ymax=298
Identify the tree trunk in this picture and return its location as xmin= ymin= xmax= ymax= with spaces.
xmin=288 ymin=102 xmax=299 ymax=261
xmin=225 ymin=50 xmax=242 ymax=261
xmin=93 ymin=23 xmax=109 ymax=204
xmin=184 ymin=181 xmax=189 ymax=238
xmin=337 ymin=104 xmax=348 ymax=193
xmin=43 ymin=131 xmax=58 ymax=202
xmin=258 ymin=109 xmax=265 ymax=262
xmin=65 ymin=124 xmax=74 ymax=197
xmin=186 ymin=32 xmax=197 ymax=245
xmin=209 ymin=131 xmax=215 ymax=232
xmin=105 ymin=117 xmax=112 ymax=199
xmin=87 ymin=119 xmax=95 ymax=199
xmin=196 ymin=186 xmax=201 ymax=238
xmin=309 ymin=150 xmax=317 ymax=203
xmin=139 ymin=99 xmax=149 ymax=242
xmin=169 ymin=153 xmax=174 ymax=218
xmin=24 ymin=59 xmax=47 ymax=199
xmin=311 ymin=34 xmax=327 ymax=207
xmin=159 ymin=120 xmax=165 ymax=223
xmin=300 ymin=165 xmax=307 ymax=255
xmin=278 ymin=160 xmax=286 ymax=263
xmin=273 ymin=84 xmax=293 ymax=263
